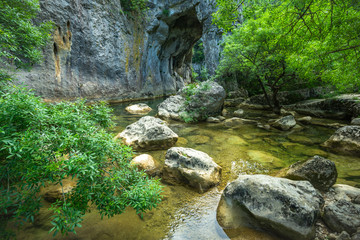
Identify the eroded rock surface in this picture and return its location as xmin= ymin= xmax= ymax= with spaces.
xmin=163 ymin=147 xmax=221 ymax=192
xmin=271 ymin=115 xmax=297 ymax=131
xmin=158 ymin=81 xmax=226 ymax=121
xmin=323 ymin=184 xmax=360 ymax=234
xmin=282 ymin=155 xmax=337 ymax=191
xmin=217 ymin=174 xmax=324 ymax=240
xmin=125 ymin=103 xmax=152 ymax=114
xmin=16 ymin=0 xmax=222 ymax=101
xmin=117 ymin=116 xmax=178 ymax=150
xmin=323 ymin=126 xmax=360 ymax=156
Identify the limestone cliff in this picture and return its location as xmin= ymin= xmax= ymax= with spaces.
xmin=15 ymin=0 xmax=221 ymax=101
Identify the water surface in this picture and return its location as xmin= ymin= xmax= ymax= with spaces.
xmin=11 ymin=98 xmax=360 ymax=240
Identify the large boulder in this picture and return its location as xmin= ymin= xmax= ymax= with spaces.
xmin=271 ymin=115 xmax=297 ymax=131
xmin=323 ymin=126 xmax=360 ymax=156
xmin=125 ymin=103 xmax=152 ymax=115
xmin=323 ymin=184 xmax=360 ymax=234
xmin=282 ymin=155 xmax=337 ymax=191
xmin=157 ymin=95 xmax=186 ymax=121
xmin=163 ymin=147 xmax=221 ymax=192
xmin=117 ymin=116 xmax=178 ymax=150
xmin=217 ymin=175 xmax=324 ymax=240
xmin=158 ymin=81 xmax=226 ymax=122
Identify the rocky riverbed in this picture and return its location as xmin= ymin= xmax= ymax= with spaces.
xmin=10 ymin=98 xmax=360 ymax=240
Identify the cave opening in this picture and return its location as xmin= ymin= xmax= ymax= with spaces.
xmin=158 ymin=6 xmax=204 ymax=90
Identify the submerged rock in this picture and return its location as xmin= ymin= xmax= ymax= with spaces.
xmin=117 ymin=116 xmax=178 ymax=150
xmin=125 ymin=103 xmax=152 ymax=115
xmin=323 ymin=126 xmax=360 ymax=156
xmin=271 ymin=115 xmax=297 ymax=131
xmin=163 ymin=147 xmax=221 ymax=192
xmin=282 ymin=155 xmax=337 ymax=191
xmin=223 ymin=117 xmax=243 ymax=127
xmin=323 ymin=184 xmax=360 ymax=234
xmin=217 ymin=174 xmax=324 ymax=240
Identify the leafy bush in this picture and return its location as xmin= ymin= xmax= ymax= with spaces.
xmin=0 ymin=85 xmax=162 ymax=237
xmin=180 ymin=81 xmax=212 ymax=123
xmin=0 ymin=0 xmax=53 ymax=69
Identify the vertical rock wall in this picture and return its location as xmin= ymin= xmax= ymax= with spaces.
xmin=15 ymin=0 xmax=222 ymax=101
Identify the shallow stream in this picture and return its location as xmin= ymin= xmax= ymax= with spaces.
xmin=12 ymin=98 xmax=360 ymax=240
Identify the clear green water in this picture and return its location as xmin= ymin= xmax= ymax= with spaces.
xmin=11 ymin=98 xmax=360 ymax=240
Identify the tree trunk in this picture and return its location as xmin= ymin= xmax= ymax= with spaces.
xmin=256 ymin=77 xmax=272 ymax=108
xmin=272 ymin=87 xmax=281 ymax=114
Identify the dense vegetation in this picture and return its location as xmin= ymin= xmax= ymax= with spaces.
xmin=214 ymin=0 xmax=360 ymax=112
xmin=0 ymin=0 xmax=162 ymax=238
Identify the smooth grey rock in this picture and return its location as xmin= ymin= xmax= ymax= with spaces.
xmin=323 ymin=126 xmax=360 ymax=156
xmin=216 ymin=115 xmax=226 ymax=121
xmin=131 ymin=154 xmax=157 ymax=176
xmin=351 ymin=118 xmax=360 ymax=125
xmin=217 ymin=174 xmax=324 ymax=240
xmin=117 ymin=116 xmax=178 ymax=150
xmin=271 ymin=115 xmax=297 ymax=131
xmin=157 ymin=95 xmax=186 ymax=121
xmin=125 ymin=103 xmax=152 ymax=114
xmin=298 ymin=116 xmax=312 ymax=125
xmin=163 ymin=147 xmax=221 ymax=192
xmin=206 ymin=117 xmax=221 ymax=123
xmin=15 ymin=0 xmax=222 ymax=102
xmin=233 ymin=109 xmax=244 ymax=117
xmin=283 ymin=155 xmax=337 ymax=191
xmin=323 ymin=184 xmax=360 ymax=234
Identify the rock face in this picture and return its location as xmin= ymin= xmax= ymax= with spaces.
xmin=15 ymin=0 xmax=222 ymax=101
xmin=117 ymin=116 xmax=178 ymax=150
xmin=125 ymin=103 xmax=152 ymax=114
xmin=217 ymin=175 xmax=324 ymax=240
xmin=163 ymin=147 xmax=221 ymax=192
xmin=323 ymin=126 xmax=360 ymax=156
xmin=271 ymin=115 xmax=297 ymax=130
xmin=283 ymin=155 xmax=337 ymax=191
xmin=158 ymin=81 xmax=226 ymax=121
xmin=323 ymin=184 xmax=360 ymax=234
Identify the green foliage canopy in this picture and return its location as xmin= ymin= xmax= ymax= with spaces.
xmin=0 ymin=0 xmax=53 ymax=69
xmin=214 ymin=0 xmax=360 ymax=96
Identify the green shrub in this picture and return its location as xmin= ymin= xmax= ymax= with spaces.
xmin=0 ymin=85 xmax=162 ymax=237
